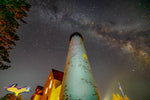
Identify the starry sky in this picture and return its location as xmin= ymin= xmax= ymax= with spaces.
xmin=0 ymin=0 xmax=150 ymax=100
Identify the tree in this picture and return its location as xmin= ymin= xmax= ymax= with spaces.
xmin=112 ymin=93 xmax=123 ymax=100
xmin=0 ymin=0 xmax=31 ymax=70
xmin=16 ymin=95 xmax=23 ymax=100
xmin=0 ymin=93 xmax=16 ymax=100
xmin=125 ymin=95 xmax=130 ymax=100
xmin=112 ymin=93 xmax=130 ymax=100
xmin=0 ymin=93 xmax=23 ymax=100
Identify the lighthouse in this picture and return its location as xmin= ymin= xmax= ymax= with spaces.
xmin=60 ymin=32 xmax=100 ymax=100
xmin=31 ymin=32 xmax=100 ymax=100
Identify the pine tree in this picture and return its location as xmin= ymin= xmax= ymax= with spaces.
xmin=112 ymin=93 xmax=130 ymax=100
xmin=16 ymin=95 xmax=23 ymax=100
xmin=116 ymin=94 xmax=124 ymax=100
xmin=0 ymin=93 xmax=16 ymax=100
xmin=0 ymin=0 xmax=31 ymax=70
xmin=125 ymin=95 xmax=130 ymax=100
xmin=112 ymin=93 xmax=118 ymax=100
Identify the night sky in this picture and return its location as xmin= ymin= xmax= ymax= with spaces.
xmin=0 ymin=0 xmax=150 ymax=100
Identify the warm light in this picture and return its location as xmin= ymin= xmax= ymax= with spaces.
xmin=49 ymin=80 xmax=53 ymax=89
xmin=45 ymin=88 xmax=48 ymax=94
xmin=49 ymin=76 xmax=51 ymax=80
xmin=58 ymin=97 xmax=60 ymax=100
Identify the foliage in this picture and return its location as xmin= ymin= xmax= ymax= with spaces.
xmin=0 ymin=0 xmax=31 ymax=70
xmin=112 ymin=93 xmax=130 ymax=100
xmin=0 ymin=93 xmax=15 ymax=100
xmin=0 ymin=93 xmax=23 ymax=100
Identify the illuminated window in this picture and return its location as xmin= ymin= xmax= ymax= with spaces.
xmin=45 ymin=88 xmax=48 ymax=94
xmin=49 ymin=80 xmax=53 ymax=89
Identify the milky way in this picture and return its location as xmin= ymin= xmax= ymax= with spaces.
xmin=33 ymin=0 xmax=150 ymax=72
xmin=0 ymin=0 xmax=150 ymax=100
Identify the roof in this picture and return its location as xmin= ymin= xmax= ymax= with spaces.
xmin=36 ymin=86 xmax=43 ymax=90
xmin=52 ymin=69 xmax=64 ymax=81
xmin=69 ymin=32 xmax=83 ymax=41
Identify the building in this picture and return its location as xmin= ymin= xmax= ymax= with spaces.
xmin=42 ymin=69 xmax=63 ymax=100
xmin=31 ymin=32 xmax=100 ymax=100
xmin=31 ymin=86 xmax=43 ymax=100
xmin=31 ymin=69 xmax=63 ymax=100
